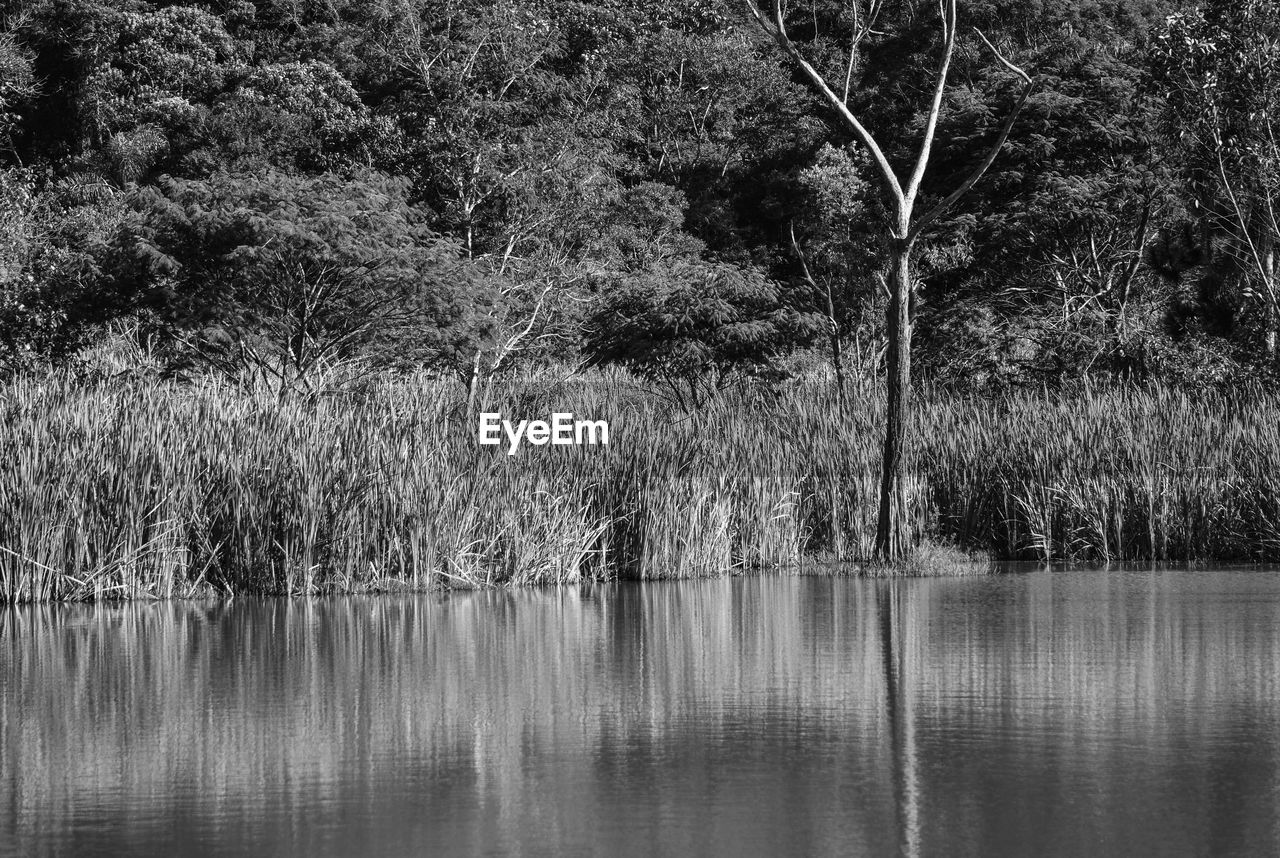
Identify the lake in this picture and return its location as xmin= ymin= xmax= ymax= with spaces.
xmin=4 ymin=569 xmax=1280 ymax=856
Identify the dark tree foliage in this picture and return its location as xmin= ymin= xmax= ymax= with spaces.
xmin=0 ymin=0 xmax=1272 ymax=389
xmin=0 ymin=169 xmax=131 ymax=371
xmin=1150 ymin=1 xmax=1280 ymax=372
xmin=585 ymin=259 xmax=821 ymax=405
xmin=113 ymin=170 xmax=493 ymax=386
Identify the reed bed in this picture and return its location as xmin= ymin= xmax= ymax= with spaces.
xmin=2 ymin=375 xmax=1279 ymax=602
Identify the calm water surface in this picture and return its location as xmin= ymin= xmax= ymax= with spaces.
xmin=4 ymin=569 xmax=1280 ymax=857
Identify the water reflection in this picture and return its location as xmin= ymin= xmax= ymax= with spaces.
xmin=3 ymin=571 xmax=1280 ymax=857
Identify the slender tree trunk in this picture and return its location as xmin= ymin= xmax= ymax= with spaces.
xmin=830 ymin=329 xmax=846 ymax=405
xmin=822 ymin=281 xmax=845 ymax=403
xmin=875 ymin=240 xmax=914 ymax=559
xmin=1266 ymin=250 xmax=1278 ymax=363
xmin=465 ymin=350 xmax=482 ymax=412
xmin=1266 ymin=304 xmax=1277 ymax=362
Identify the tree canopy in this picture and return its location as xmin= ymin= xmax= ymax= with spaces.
xmin=5 ymin=0 xmax=1275 ymax=389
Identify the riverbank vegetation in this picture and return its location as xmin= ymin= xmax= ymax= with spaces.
xmin=3 ymin=375 xmax=1278 ymax=603
xmin=5 ymin=0 xmax=1280 ymax=598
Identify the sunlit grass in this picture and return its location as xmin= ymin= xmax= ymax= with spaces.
xmin=2 ymin=375 xmax=1278 ymax=602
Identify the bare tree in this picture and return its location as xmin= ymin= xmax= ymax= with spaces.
xmin=742 ymin=0 xmax=1034 ymax=559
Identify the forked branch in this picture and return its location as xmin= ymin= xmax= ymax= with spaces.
xmin=904 ymin=0 xmax=959 ymax=211
xmin=909 ymin=27 xmax=1035 ymax=241
xmin=744 ymin=0 xmax=1033 ymax=245
xmin=742 ymin=0 xmax=905 ymax=208
xmin=842 ymin=0 xmax=886 ymax=103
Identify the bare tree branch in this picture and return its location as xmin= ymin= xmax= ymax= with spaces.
xmin=842 ymin=0 xmax=885 ymax=104
xmin=904 ymin=0 xmax=958 ymax=211
xmin=742 ymin=0 xmax=905 ymax=208
xmin=909 ymin=28 xmax=1034 ymax=241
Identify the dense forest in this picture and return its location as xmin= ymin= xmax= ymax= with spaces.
xmin=3 ymin=0 xmax=1278 ymax=392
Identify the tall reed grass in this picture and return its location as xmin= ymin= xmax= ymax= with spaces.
xmin=2 ymin=375 xmax=1278 ymax=602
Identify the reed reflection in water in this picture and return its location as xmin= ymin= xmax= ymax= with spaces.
xmin=4 ymin=570 xmax=1280 ymax=857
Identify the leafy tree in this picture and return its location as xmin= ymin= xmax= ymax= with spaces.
xmin=595 ymin=17 xmax=823 ymax=264
xmin=366 ymin=0 xmax=699 ymax=400
xmin=1152 ymin=2 xmax=1280 ymax=366
xmin=915 ymin=24 xmax=1174 ymax=384
xmin=212 ymin=59 xmax=385 ymax=172
xmin=1 ymin=0 xmax=1268 ymax=394
xmin=0 ymin=169 xmax=131 ymax=371
xmin=118 ymin=170 xmax=493 ymax=389
xmin=9 ymin=0 xmax=116 ymax=161
xmin=788 ymin=142 xmax=886 ymax=397
xmin=585 ymin=259 xmax=819 ymax=407
xmin=80 ymin=5 xmax=246 ymax=181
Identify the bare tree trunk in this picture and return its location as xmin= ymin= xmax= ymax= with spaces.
xmin=876 ymin=241 xmax=913 ymax=559
xmin=1115 ymin=195 xmax=1153 ymax=349
xmin=465 ymin=350 xmax=482 ymax=412
xmin=830 ymin=330 xmax=847 ymax=405
xmin=1266 ymin=250 xmax=1278 ymax=363
xmin=1267 ymin=309 xmax=1278 ymax=361
xmin=821 ymin=278 xmax=846 ymax=403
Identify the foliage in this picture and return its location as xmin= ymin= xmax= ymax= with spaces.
xmin=80 ymin=5 xmax=245 ymax=181
xmin=0 ymin=169 xmax=132 ymax=372
xmin=788 ymin=143 xmax=886 ymax=378
xmin=117 ymin=169 xmax=493 ymax=387
xmin=1151 ymin=1 xmax=1280 ymax=365
xmin=0 ymin=0 xmax=1277 ymax=387
xmin=907 ymin=18 xmax=1176 ymax=383
xmin=585 ymin=259 xmax=819 ymax=404
xmin=223 ymin=59 xmax=384 ymax=171
xmin=0 ymin=25 xmax=35 ymax=155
